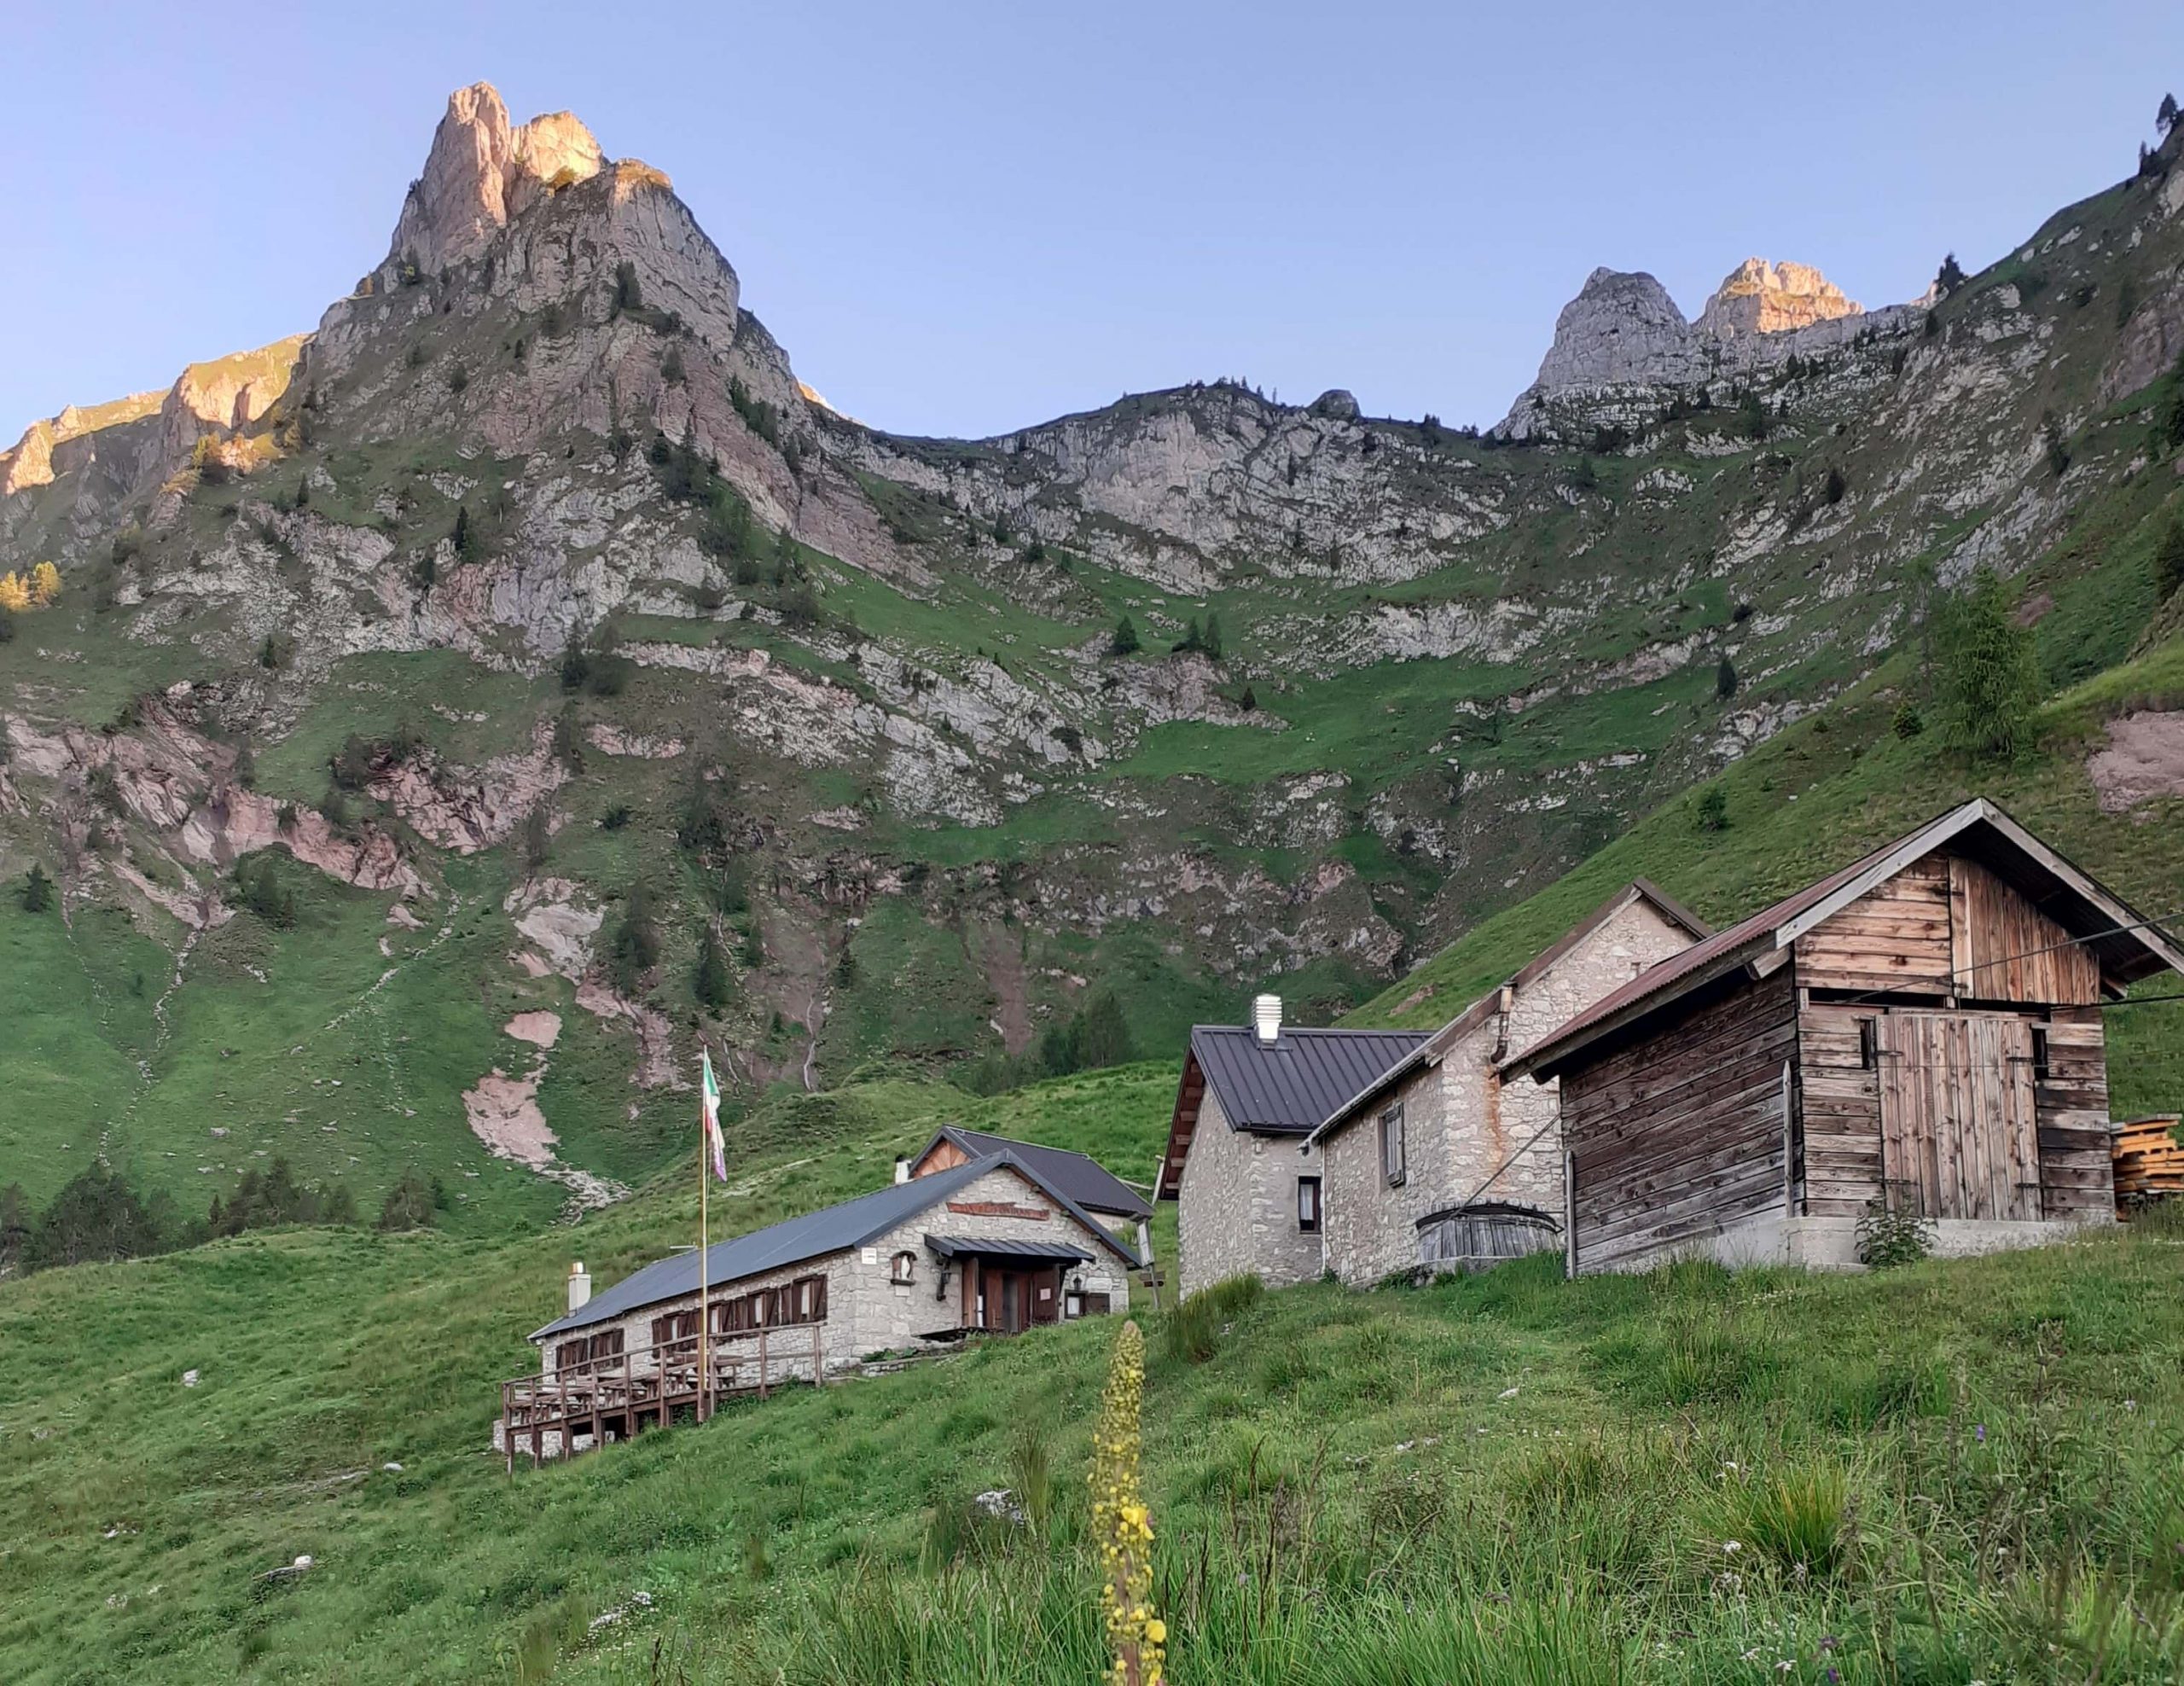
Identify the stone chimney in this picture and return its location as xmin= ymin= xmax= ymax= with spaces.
xmin=567 ymin=1261 xmax=591 ymax=1314
xmin=1252 ymin=994 xmax=1282 ymax=1045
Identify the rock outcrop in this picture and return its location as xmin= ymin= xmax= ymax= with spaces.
xmin=385 ymin=84 xmax=605 ymax=279
xmin=1499 ymin=257 xmax=1920 ymax=439
xmin=1694 ymin=259 xmax=1859 ymax=340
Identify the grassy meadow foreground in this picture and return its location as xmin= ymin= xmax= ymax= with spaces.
xmin=4 ymin=1065 xmax=2184 ymax=1683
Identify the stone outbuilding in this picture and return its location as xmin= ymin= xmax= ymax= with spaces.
xmin=1158 ymin=1002 xmax=1428 ymax=1296
xmin=1301 ymin=881 xmax=1705 ymax=1287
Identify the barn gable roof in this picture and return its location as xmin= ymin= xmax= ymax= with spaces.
xmin=911 ymin=1125 xmax=1152 ymax=1220
xmin=531 ymin=1153 xmax=1139 ymax=1342
xmin=1507 ymin=799 xmax=2184 ymax=1083
xmin=1302 ymin=880 xmax=1709 ymax=1148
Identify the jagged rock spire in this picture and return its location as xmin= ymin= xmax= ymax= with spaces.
xmin=386 ymin=82 xmax=605 ymax=277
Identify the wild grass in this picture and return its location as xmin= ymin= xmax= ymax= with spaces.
xmin=3 ymin=1179 xmax=2183 ymax=1683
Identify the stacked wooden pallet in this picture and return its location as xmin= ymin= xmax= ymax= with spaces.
xmin=2111 ymin=1116 xmax=2184 ymax=1213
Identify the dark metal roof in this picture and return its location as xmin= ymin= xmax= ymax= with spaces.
xmin=1508 ymin=799 xmax=2184 ymax=1082
xmin=924 ymin=1235 xmax=1094 ymax=1262
xmin=918 ymin=1125 xmax=1152 ymax=1220
xmin=1188 ymin=1025 xmax=1431 ymax=1137
xmin=531 ymin=1152 xmax=1139 ymax=1340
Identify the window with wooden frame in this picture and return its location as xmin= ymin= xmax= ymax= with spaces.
xmin=1296 ymin=1175 xmax=1321 ymax=1234
xmin=891 ymin=1250 xmax=917 ymax=1285
xmin=1380 ymin=1102 xmax=1407 ymax=1188
xmin=650 ymin=1309 xmax=699 ymax=1357
xmin=556 ymin=1328 xmax=624 ymax=1374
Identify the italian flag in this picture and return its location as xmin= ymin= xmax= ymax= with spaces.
xmin=701 ymin=1048 xmax=727 ymax=1183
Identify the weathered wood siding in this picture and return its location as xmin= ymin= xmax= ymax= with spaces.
xmin=1795 ymin=999 xmax=1884 ymax=1217
xmin=1875 ymin=1013 xmax=2040 ymax=1218
xmin=1563 ymin=968 xmax=1796 ymax=1271
xmin=1948 ymin=856 xmax=2102 ymax=1004
xmin=2036 ymin=1006 xmax=2112 ymax=1218
xmin=1793 ymin=858 xmax=1954 ymax=995
xmin=1794 ymin=851 xmax=2103 ymax=1005
xmin=1792 ymin=846 xmax=2111 ymax=1221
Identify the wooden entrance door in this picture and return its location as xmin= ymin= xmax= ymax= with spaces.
xmin=1875 ymin=1013 xmax=2040 ymax=1218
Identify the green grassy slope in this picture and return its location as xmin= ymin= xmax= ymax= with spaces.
xmin=1347 ymin=629 xmax=2184 ymax=1117
xmin=3 ymin=1066 xmax=2182 ymax=1682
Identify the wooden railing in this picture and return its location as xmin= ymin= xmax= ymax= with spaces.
xmin=499 ymin=1323 xmax=826 ymax=1471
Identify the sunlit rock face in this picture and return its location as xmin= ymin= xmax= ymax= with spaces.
xmin=384 ymin=83 xmax=606 ymax=279
xmin=1695 ymin=259 xmax=1860 ymax=340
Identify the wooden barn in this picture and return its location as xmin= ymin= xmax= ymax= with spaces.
xmin=1505 ymin=800 xmax=2184 ymax=1273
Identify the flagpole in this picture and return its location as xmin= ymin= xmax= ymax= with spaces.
xmin=697 ymin=1042 xmax=710 ymax=1424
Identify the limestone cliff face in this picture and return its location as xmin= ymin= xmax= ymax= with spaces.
xmin=1500 ymin=257 xmax=1919 ymax=439
xmin=1694 ymin=258 xmax=1860 ymax=340
xmin=384 ymin=84 xmax=605 ymax=280
xmin=1527 ymin=268 xmax=1703 ymax=393
xmin=0 ymin=393 xmax=162 ymax=496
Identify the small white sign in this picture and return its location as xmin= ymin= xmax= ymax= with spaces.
xmin=861 ymin=1248 xmax=878 ymax=1264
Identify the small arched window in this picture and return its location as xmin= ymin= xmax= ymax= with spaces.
xmin=891 ymin=1250 xmax=917 ymax=1285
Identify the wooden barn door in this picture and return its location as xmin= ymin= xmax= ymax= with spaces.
xmin=1876 ymin=1014 xmax=2039 ymax=1219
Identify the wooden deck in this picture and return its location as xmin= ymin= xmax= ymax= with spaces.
xmin=2113 ymin=1116 xmax=2184 ymax=1213
xmin=499 ymin=1324 xmax=825 ymax=1470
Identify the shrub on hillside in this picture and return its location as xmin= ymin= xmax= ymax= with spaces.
xmin=0 ymin=1183 xmax=31 ymax=1276
xmin=694 ymin=926 xmax=732 ymax=1010
xmin=375 ymin=1170 xmax=439 ymax=1233
xmin=235 ymin=855 xmax=297 ymax=928
xmin=208 ymin=1159 xmax=356 ymax=1236
xmin=1695 ymin=788 xmax=1728 ymax=832
xmin=2153 ymin=517 xmax=2184 ymax=603
xmin=1109 ymin=617 xmax=1141 ymax=656
xmin=1932 ymin=567 xmax=2042 ymax=763
xmin=20 ymin=863 xmax=54 ymax=912
xmin=25 ymin=1164 xmax=181 ymax=1271
xmin=608 ymin=883 xmax=663 ymax=994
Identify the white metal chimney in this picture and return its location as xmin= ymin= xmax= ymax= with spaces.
xmin=566 ymin=1261 xmax=591 ymax=1314
xmin=894 ymin=1157 xmax=912 ymax=1184
xmin=1252 ymin=994 xmax=1282 ymax=1045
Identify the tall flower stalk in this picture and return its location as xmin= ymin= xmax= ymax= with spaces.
xmin=1090 ymin=1318 xmax=1165 ymax=1685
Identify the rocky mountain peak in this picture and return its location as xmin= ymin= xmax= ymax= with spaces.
xmin=386 ymin=82 xmax=606 ymax=278
xmin=1694 ymin=257 xmax=1860 ymax=340
xmin=1526 ymin=267 xmax=1702 ymax=395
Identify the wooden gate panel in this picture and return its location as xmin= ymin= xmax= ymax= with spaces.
xmin=1877 ymin=1014 xmax=2039 ymax=1219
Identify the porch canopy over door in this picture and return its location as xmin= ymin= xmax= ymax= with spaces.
xmin=929 ymin=1236 xmax=1090 ymax=1333
xmin=1876 ymin=1012 xmax=2039 ymax=1219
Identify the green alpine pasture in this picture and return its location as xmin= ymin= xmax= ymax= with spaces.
xmin=3 ymin=1064 xmax=2183 ymax=1683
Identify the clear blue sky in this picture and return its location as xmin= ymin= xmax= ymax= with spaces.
xmin=6 ymin=3 xmax=2182 ymax=440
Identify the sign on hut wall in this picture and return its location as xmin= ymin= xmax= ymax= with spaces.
xmin=946 ymin=1201 xmax=1052 ymax=1221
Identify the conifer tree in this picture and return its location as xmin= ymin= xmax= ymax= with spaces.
xmin=694 ymin=926 xmax=732 ymax=1010
xmin=1933 ymin=567 xmax=2042 ymax=762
